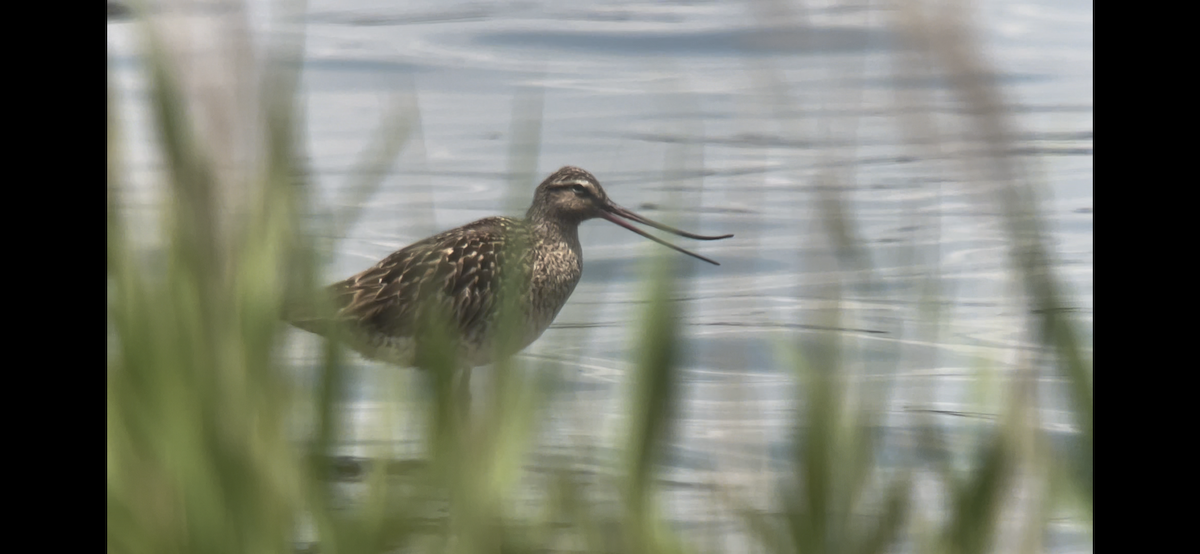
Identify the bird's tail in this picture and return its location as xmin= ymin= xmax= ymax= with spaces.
xmin=281 ymin=287 xmax=337 ymax=337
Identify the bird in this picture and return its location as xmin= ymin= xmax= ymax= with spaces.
xmin=287 ymin=166 xmax=732 ymax=394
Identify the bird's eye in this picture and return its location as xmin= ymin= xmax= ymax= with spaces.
xmin=570 ymin=184 xmax=587 ymax=195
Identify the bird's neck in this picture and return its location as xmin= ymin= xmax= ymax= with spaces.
xmin=527 ymin=216 xmax=582 ymax=254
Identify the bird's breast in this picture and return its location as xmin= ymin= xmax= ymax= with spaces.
xmin=524 ymin=239 xmax=583 ymax=339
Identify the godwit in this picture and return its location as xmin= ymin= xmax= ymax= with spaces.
xmin=289 ymin=166 xmax=731 ymax=397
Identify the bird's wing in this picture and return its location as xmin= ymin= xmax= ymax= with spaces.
xmin=324 ymin=217 xmax=528 ymax=340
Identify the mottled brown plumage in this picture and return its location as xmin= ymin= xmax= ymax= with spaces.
xmin=289 ymin=166 xmax=732 ymax=370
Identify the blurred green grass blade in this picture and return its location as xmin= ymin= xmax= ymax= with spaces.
xmin=622 ymin=251 xmax=683 ymax=552
xmin=484 ymin=84 xmax=548 ymax=502
xmin=853 ymin=478 xmax=910 ymax=554
xmin=138 ymin=28 xmax=223 ymax=285
xmin=111 ymin=7 xmax=313 ymax=553
xmin=332 ymin=89 xmax=419 ymax=240
xmin=107 ymin=61 xmax=125 ymax=279
xmin=801 ymin=362 xmax=834 ymax=553
xmin=946 ymin=435 xmax=1012 ymax=554
xmin=626 ymin=256 xmax=680 ymax=503
xmin=505 ymin=84 xmax=544 ymax=206
xmin=919 ymin=3 xmax=1092 ymax=513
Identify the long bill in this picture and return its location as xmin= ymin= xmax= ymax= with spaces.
xmin=599 ymin=202 xmax=734 ymax=266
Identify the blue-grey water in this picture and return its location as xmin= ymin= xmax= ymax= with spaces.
xmin=109 ymin=0 xmax=1092 ymax=551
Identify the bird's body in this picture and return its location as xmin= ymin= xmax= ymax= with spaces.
xmin=289 ymin=166 xmax=731 ymax=371
xmin=291 ymin=215 xmax=583 ymax=368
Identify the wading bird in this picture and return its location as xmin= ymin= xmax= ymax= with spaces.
xmin=289 ymin=166 xmax=732 ymax=402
